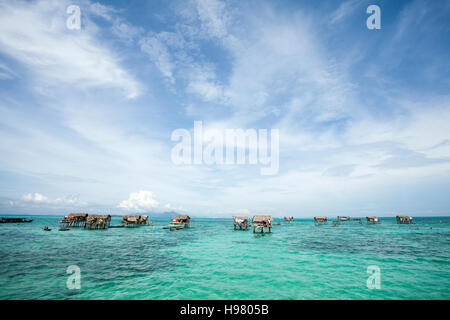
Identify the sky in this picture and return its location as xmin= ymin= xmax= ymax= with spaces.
xmin=0 ymin=0 xmax=449 ymax=217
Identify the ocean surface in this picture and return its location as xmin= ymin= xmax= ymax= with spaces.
xmin=0 ymin=216 xmax=449 ymax=300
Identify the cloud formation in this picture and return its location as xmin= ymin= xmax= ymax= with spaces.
xmin=118 ymin=190 xmax=160 ymax=212
xmin=0 ymin=0 xmax=449 ymax=217
xmin=16 ymin=193 xmax=87 ymax=207
xmin=0 ymin=0 xmax=140 ymax=98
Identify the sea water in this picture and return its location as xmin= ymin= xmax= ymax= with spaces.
xmin=0 ymin=216 xmax=449 ymax=299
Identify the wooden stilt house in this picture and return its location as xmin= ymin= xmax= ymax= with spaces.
xmin=314 ymin=216 xmax=328 ymax=225
xmin=60 ymin=213 xmax=88 ymax=228
xmin=396 ymin=216 xmax=413 ymax=224
xmin=252 ymin=215 xmax=272 ymax=234
xmin=172 ymin=215 xmax=191 ymax=228
xmin=122 ymin=215 xmax=149 ymax=227
xmin=233 ymin=216 xmax=249 ymax=230
xmin=85 ymin=214 xmax=111 ymax=230
xmin=366 ymin=216 xmax=379 ymax=223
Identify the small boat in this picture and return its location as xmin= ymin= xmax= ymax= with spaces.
xmin=59 ymin=227 xmax=70 ymax=231
xmin=0 ymin=217 xmax=33 ymax=223
xmin=43 ymin=226 xmax=51 ymax=231
xmin=164 ymin=222 xmax=185 ymax=230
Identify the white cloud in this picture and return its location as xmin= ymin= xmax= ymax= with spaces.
xmin=140 ymin=36 xmax=176 ymax=83
xmin=1 ymin=0 xmax=449 ymax=217
xmin=89 ymin=2 xmax=116 ymax=21
xmin=118 ymin=190 xmax=160 ymax=212
xmin=19 ymin=193 xmax=87 ymax=207
xmin=0 ymin=62 xmax=17 ymax=80
xmin=0 ymin=0 xmax=141 ymax=98
xmin=329 ymin=0 xmax=363 ymax=24
xmin=22 ymin=193 xmax=49 ymax=203
xmin=195 ymin=0 xmax=229 ymax=38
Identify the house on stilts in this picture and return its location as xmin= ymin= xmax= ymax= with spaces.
xmin=233 ymin=216 xmax=249 ymax=230
xmin=60 ymin=213 xmax=88 ymax=228
xmin=396 ymin=216 xmax=413 ymax=224
xmin=122 ymin=215 xmax=149 ymax=227
xmin=85 ymin=214 xmax=111 ymax=230
xmin=165 ymin=215 xmax=190 ymax=229
xmin=252 ymin=215 xmax=272 ymax=234
xmin=366 ymin=216 xmax=379 ymax=223
xmin=314 ymin=216 xmax=328 ymax=225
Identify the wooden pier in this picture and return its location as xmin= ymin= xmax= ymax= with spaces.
xmin=233 ymin=216 xmax=249 ymax=230
xmin=253 ymin=215 xmax=272 ymax=234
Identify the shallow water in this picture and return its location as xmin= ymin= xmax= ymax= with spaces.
xmin=0 ymin=216 xmax=449 ymax=299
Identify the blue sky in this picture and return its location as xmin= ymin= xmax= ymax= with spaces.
xmin=0 ymin=0 xmax=449 ymax=217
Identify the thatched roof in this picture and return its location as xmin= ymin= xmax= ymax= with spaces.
xmin=66 ymin=213 xmax=88 ymax=218
xmin=396 ymin=215 xmax=412 ymax=222
xmin=253 ymin=215 xmax=273 ymax=223
xmin=123 ymin=214 xmax=147 ymax=220
xmin=123 ymin=215 xmax=138 ymax=219
xmin=122 ymin=215 xmax=148 ymax=224
xmin=88 ymin=214 xmax=110 ymax=218
xmin=173 ymin=215 xmax=190 ymax=220
xmin=87 ymin=214 xmax=111 ymax=221
xmin=233 ymin=216 xmax=248 ymax=221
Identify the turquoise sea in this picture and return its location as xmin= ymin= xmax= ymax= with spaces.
xmin=0 ymin=216 xmax=449 ymax=300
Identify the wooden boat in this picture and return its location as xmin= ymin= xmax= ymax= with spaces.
xmin=59 ymin=227 xmax=70 ymax=231
xmin=0 ymin=217 xmax=33 ymax=223
xmin=164 ymin=223 xmax=184 ymax=230
xmin=43 ymin=227 xmax=51 ymax=231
